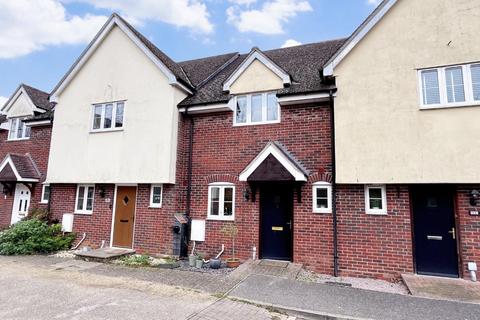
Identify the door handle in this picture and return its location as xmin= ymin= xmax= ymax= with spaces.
xmin=448 ymin=227 xmax=456 ymax=240
xmin=286 ymin=220 xmax=292 ymax=229
xmin=120 ymin=219 xmax=129 ymax=223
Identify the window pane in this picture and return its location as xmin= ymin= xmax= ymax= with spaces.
xmin=43 ymin=186 xmax=50 ymax=202
xmin=115 ymin=103 xmax=124 ymax=128
xmin=370 ymin=198 xmax=383 ymax=210
xmin=267 ymin=93 xmax=278 ymax=121
xmin=236 ymin=96 xmax=247 ymax=123
xmin=422 ymin=70 xmax=441 ymax=105
xmin=104 ymin=104 xmax=113 ymax=129
xmin=16 ymin=119 xmax=23 ymax=138
xmin=224 ymin=201 xmax=233 ymax=216
xmin=251 ymin=94 xmax=262 ymax=122
xmin=224 ymin=187 xmax=233 ymax=202
xmin=316 ymin=188 xmax=328 ymax=199
xmin=369 ymin=188 xmax=382 ymax=199
xmin=317 ymin=198 xmax=328 ymax=209
xmin=77 ymin=186 xmax=85 ymax=211
xmin=86 ymin=187 xmax=94 ymax=210
xmin=24 ymin=122 xmax=31 ymax=138
xmin=471 ymin=65 xmax=480 ymax=101
xmin=152 ymin=186 xmax=161 ymax=204
xmin=93 ymin=105 xmax=102 ymax=129
xmin=9 ymin=119 xmax=17 ymax=139
xmin=210 ymin=187 xmax=220 ymax=216
xmin=445 ymin=67 xmax=465 ymax=103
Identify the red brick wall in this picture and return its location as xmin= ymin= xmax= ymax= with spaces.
xmin=456 ymin=185 xmax=480 ymax=279
xmin=0 ymin=126 xmax=51 ymax=227
xmin=186 ymin=103 xmax=334 ymax=273
xmin=336 ymin=185 xmax=414 ymax=280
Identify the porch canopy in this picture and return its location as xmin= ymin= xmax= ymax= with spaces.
xmin=0 ymin=154 xmax=41 ymax=192
xmin=239 ymin=142 xmax=308 ymax=182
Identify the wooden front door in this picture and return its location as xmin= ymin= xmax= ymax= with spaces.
xmin=112 ymin=186 xmax=136 ymax=248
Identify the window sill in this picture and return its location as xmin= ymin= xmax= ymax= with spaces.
xmin=149 ymin=205 xmax=162 ymax=209
xmin=74 ymin=211 xmax=93 ymax=215
xmin=39 ymin=201 xmax=49 ymax=204
xmin=7 ymin=138 xmax=30 ymax=142
xmin=420 ymin=101 xmax=480 ymax=110
xmin=207 ymin=216 xmax=235 ymax=221
xmin=90 ymin=128 xmax=124 ymax=134
xmin=233 ymin=120 xmax=280 ymax=127
xmin=313 ymin=209 xmax=332 ymax=214
xmin=366 ymin=211 xmax=388 ymax=216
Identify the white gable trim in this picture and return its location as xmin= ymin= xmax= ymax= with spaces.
xmin=223 ymin=50 xmax=291 ymax=92
xmin=50 ymin=15 xmax=190 ymax=102
xmin=0 ymin=155 xmax=39 ymax=182
xmin=323 ymin=0 xmax=398 ymax=76
xmin=178 ymin=103 xmax=231 ymax=114
xmin=1 ymin=86 xmax=45 ymax=115
xmin=239 ymin=142 xmax=307 ymax=182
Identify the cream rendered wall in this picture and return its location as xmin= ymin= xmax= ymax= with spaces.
xmin=47 ymin=26 xmax=186 ymax=184
xmin=6 ymin=92 xmax=34 ymax=118
xmin=230 ymin=59 xmax=283 ymax=94
xmin=334 ymin=0 xmax=480 ymax=184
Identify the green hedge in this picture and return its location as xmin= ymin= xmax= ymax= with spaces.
xmin=0 ymin=219 xmax=75 ymax=255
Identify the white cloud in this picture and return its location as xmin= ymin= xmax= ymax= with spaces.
xmin=71 ymin=0 xmax=214 ymax=34
xmin=228 ymin=0 xmax=257 ymax=6
xmin=0 ymin=96 xmax=8 ymax=109
xmin=0 ymin=0 xmax=107 ymax=59
xmin=281 ymin=39 xmax=302 ymax=48
xmin=227 ymin=0 xmax=312 ymax=35
xmin=367 ymin=0 xmax=382 ymax=6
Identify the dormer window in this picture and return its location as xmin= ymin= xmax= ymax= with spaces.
xmin=8 ymin=118 xmax=30 ymax=140
xmin=234 ymin=92 xmax=280 ymax=126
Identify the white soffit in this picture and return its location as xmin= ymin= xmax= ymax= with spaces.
xmin=239 ymin=142 xmax=307 ymax=182
xmin=323 ymin=0 xmax=398 ymax=76
xmin=223 ymin=49 xmax=291 ymax=92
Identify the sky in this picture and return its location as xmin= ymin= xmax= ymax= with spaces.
xmin=0 ymin=0 xmax=382 ymax=105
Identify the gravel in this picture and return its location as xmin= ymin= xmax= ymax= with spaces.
xmin=297 ymin=269 xmax=410 ymax=295
xmin=49 ymin=250 xmax=76 ymax=259
xmin=177 ymin=259 xmax=235 ymax=275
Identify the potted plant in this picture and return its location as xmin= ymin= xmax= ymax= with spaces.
xmin=221 ymin=223 xmax=240 ymax=268
xmin=209 ymin=257 xmax=221 ymax=269
xmin=195 ymin=252 xmax=204 ymax=269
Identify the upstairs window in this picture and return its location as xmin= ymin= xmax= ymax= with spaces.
xmin=92 ymin=101 xmax=124 ymax=132
xmin=8 ymin=118 xmax=31 ymax=140
xmin=234 ymin=92 xmax=279 ymax=125
xmin=419 ymin=63 xmax=480 ymax=109
xmin=207 ymin=183 xmax=235 ymax=221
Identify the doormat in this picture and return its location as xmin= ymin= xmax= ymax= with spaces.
xmin=259 ymin=260 xmax=289 ymax=268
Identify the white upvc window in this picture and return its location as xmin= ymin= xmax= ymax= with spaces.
xmin=91 ymin=101 xmax=125 ymax=132
xmin=233 ymin=92 xmax=280 ymax=126
xmin=8 ymin=118 xmax=31 ymax=140
xmin=149 ymin=184 xmax=163 ymax=208
xmin=40 ymin=184 xmax=50 ymax=204
xmin=207 ymin=183 xmax=235 ymax=221
xmin=312 ymin=182 xmax=332 ymax=214
xmin=75 ymin=185 xmax=95 ymax=214
xmin=419 ymin=63 xmax=480 ymax=109
xmin=365 ymin=185 xmax=387 ymax=215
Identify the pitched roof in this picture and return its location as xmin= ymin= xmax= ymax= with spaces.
xmin=179 ymin=38 xmax=346 ymax=106
xmin=0 ymin=153 xmax=41 ymax=182
xmin=179 ymin=52 xmax=238 ymax=87
xmin=22 ymin=84 xmax=54 ymax=111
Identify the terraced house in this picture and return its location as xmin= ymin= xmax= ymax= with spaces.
xmin=0 ymin=0 xmax=478 ymax=282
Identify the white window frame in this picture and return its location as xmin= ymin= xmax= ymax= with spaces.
xmin=8 ymin=117 xmax=31 ymax=141
xmin=418 ymin=63 xmax=480 ymax=109
xmin=40 ymin=184 xmax=50 ymax=204
xmin=207 ymin=182 xmax=235 ymax=221
xmin=312 ymin=182 xmax=332 ymax=214
xmin=233 ymin=92 xmax=280 ymax=126
xmin=75 ymin=184 xmax=95 ymax=214
xmin=364 ymin=185 xmax=387 ymax=215
xmin=91 ymin=101 xmax=125 ymax=132
xmin=149 ymin=184 xmax=163 ymax=208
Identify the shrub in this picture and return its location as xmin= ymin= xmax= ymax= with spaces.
xmin=0 ymin=219 xmax=76 ymax=255
xmin=26 ymin=207 xmax=49 ymax=222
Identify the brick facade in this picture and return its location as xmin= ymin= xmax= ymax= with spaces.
xmin=0 ymin=125 xmax=51 ymax=227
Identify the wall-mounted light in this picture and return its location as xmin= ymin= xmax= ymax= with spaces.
xmin=99 ymin=186 xmax=106 ymax=198
xmin=470 ymin=190 xmax=479 ymax=207
xmin=243 ymin=187 xmax=250 ymax=201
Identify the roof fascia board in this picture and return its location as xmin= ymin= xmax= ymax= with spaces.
xmin=25 ymin=120 xmax=51 ymax=127
xmin=239 ymin=143 xmax=307 ymax=182
xmin=223 ymin=50 xmax=291 ymax=92
xmin=1 ymin=86 xmax=43 ymax=115
xmin=51 ymin=15 xmax=186 ymax=101
xmin=323 ymin=0 xmax=398 ymax=76
xmin=178 ymin=103 xmax=230 ymax=114
xmin=277 ymin=92 xmax=333 ymax=106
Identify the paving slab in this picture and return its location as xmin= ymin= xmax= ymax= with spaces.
xmin=229 ymin=274 xmax=480 ymax=320
xmin=402 ymin=273 xmax=480 ymax=304
xmin=230 ymin=259 xmax=303 ymax=280
xmin=75 ymin=247 xmax=135 ymax=260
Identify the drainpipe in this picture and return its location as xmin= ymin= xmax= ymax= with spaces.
xmin=329 ymin=90 xmax=339 ymax=277
xmin=185 ymin=107 xmax=194 ymax=217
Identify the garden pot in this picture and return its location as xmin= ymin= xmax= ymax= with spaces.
xmin=210 ymin=258 xmax=221 ymax=269
xmin=195 ymin=259 xmax=204 ymax=269
xmin=188 ymin=255 xmax=197 ymax=267
xmin=226 ymin=258 xmax=241 ymax=268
